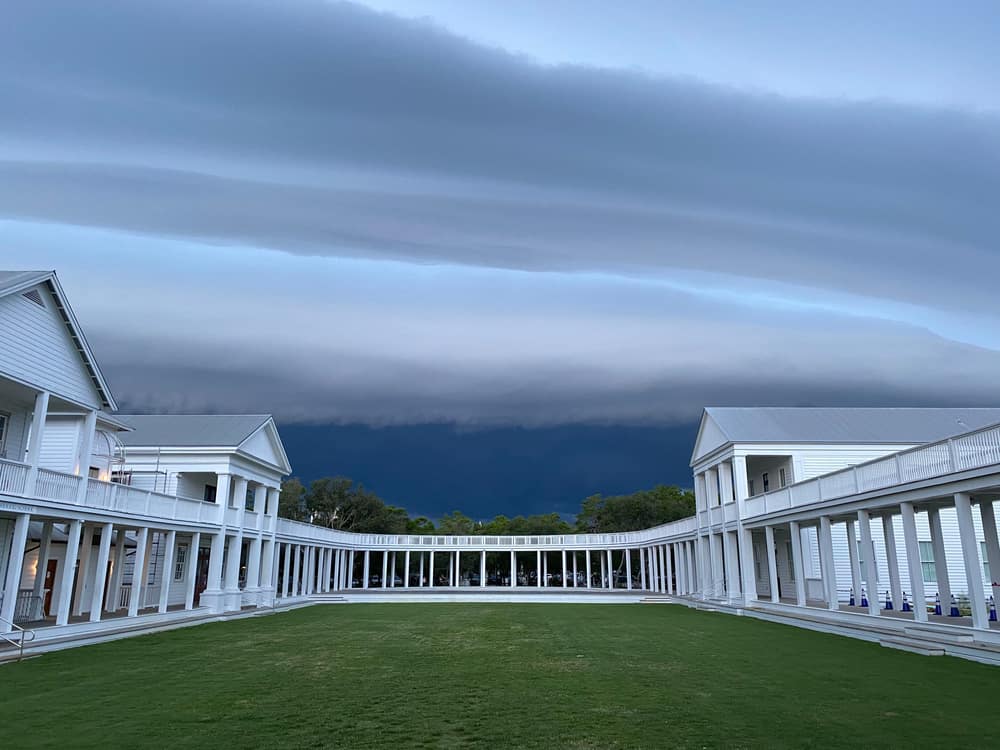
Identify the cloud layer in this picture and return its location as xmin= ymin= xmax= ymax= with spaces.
xmin=2 ymin=1 xmax=999 ymax=425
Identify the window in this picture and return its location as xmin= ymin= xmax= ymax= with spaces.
xmin=762 ymin=473 xmax=770 ymax=493
xmin=982 ymin=542 xmax=991 ymax=583
xmin=203 ymin=484 xmax=217 ymax=503
xmin=246 ymin=486 xmax=255 ymax=511
xmin=779 ymin=468 xmax=787 ymax=488
xmin=111 ymin=470 xmax=132 ymax=486
xmin=749 ymin=478 xmax=755 ymax=496
xmin=0 ymin=411 xmax=8 ymax=457
xmin=88 ymin=466 xmax=100 ymax=479
xmin=174 ymin=545 xmax=187 ymax=582
xmin=919 ymin=541 xmax=936 ymax=583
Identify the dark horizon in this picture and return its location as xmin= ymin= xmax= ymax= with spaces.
xmin=277 ymin=421 xmax=700 ymax=521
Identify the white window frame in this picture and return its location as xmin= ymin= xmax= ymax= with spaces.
xmin=174 ymin=544 xmax=188 ymax=582
xmin=0 ymin=410 xmax=9 ymax=457
xmin=779 ymin=467 xmax=787 ymax=488
xmin=918 ymin=541 xmax=936 ymax=583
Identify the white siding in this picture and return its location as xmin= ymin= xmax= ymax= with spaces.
xmin=798 ymin=448 xmax=918 ymax=479
xmin=0 ymin=283 xmax=102 ymax=408
xmin=38 ymin=416 xmax=79 ymax=472
xmin=0 ymin=405 xmax=30 ymax=461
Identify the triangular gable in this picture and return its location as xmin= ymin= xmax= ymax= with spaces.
xmin=0 ymin=272 xmax=116 ymax=410
xmin=690 ymin=410 xmax=730 ymax=465
xmin=238 ymin=418 xmax=292 ymax=473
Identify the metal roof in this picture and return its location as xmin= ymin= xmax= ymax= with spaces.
xmin=115 ymin=414 xmax=273 ymax=447
xmin=704 ymin=407 xmax=1000 ymax=445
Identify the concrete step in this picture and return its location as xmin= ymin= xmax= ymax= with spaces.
xmin=880 ymin=637 xmax=945 ymax=657
xmin=904 ymin=626 xmax=975 ymax=645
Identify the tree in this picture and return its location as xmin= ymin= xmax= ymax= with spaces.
xmin=278 ymin=478 xmax=307 ymax=521
xmin=438 ymin=510 xmax=475 ymax=535
xmin=575 ymin=485 xmax=694 ymax=533
xmin=407 ymin=516 xmax=436 ymax=534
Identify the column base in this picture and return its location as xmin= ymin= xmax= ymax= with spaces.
xmin=199 ymin=588 xmax=227 ymax=614
xmin=223 ymin=588 xmax=243 ymax=612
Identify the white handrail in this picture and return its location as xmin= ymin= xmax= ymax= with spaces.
xmin=0 ymin=613 xmax=36 ymax=662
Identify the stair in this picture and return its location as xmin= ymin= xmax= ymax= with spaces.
xmin=879 ymin=637 xmax=945 ymax=657
xmin=904 ymin=626 xmax=975 ymax=645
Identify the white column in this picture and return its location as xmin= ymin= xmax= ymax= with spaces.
xmin=845 ymin=519 xmax=863 ymax=606
xmin=128 ymin=527 xmax=149 ymax=617
xmin=24 ymin=391 xmax=49 ymax=494
xmin=509 ymin=550 xmax=515 ymax=587
xmin=857 ymin=510 xmax=879 ymax=616
xmin=403 ymin=550 xmax=411 ymax=589
xmin=818 ymin=516 xmax=838 ymax=610
xmin=72 ymin=524 xmax=94 ymax=616
xmin=184 ymin=532 xmax=202 ymax=609
xmin=724 ymin=531 xmax=741 ymax=600
xmin=108 ymin=527 xmax=127 ymax=612
xmin=293 ymin=544 xmax=302 ymax=595
xmin=32 ymin=520 xmax=53 ymax=601
xmin=658 ymin=545 xmax=667 ymax=593
xmin=74 ymin=410 xmax=98 ymax=503
xmin=638 ymin=548 xmax=647 ymax=591
xmin=158 ymin=529 xmax=177 ymax=614
xmin=927 ymin=507 xmax=953 ymax=610
xmin=764 ymin=525 xmax=779 ymax=603
xmin=362 ymin=550 xmax=370 ymax=589
xmin=881 ymin=514 xmax=903 ymax=614
xmin=55 ymin=520 xmax=82 ymax=625
xmin=281 ymin=544 xmax=291 ymax=596
xmin=899 ymin=502 xmax=928 ymax=622
xmin=607 ymin=549 xmax=614 ymax=589
xmin=649 ymin=546 xmax=657 ymax=592
xmin=203 ymin=473 xmax=231 ymax=607
xmin=428 ymin=550 xmax=435 ymax=587
xmin=381 ymin=550 xmax=389 ymax=589
xmin=789 ymin=521 xmax=807 ymax=607
xmin=561 ymin=550 xmax=567 ymax=588
xmin=954 ymin=493 xmax=988 ymax=629
xmin=711 ymin=533 xmax=725 ymax=597
xmin=0 ymin=513 xmax=30 ymax=627
xmin=625 ymin=549 xmax=632 ymax=591
xmin=666 ymin=544 xmax=674 ymax=595
xmin=676 ymin=545 xmax=686 ymax=594
xmin=981 ymin=500 xmax=1000 ymax=604
xmin=90 ymin=523 xmax=114 ymax=622
xmin=572 ymin=551 xmax=578 ymax=587
xmin=418 ymin=551 xmax=425 ymax=587
xmin=480 ymin=550 xmax=486 ymax=587
xmin=687 ymin=541 xmax=697 ymax=594
xmin=585 ymin=550 xmax=591 ymax=589
xmin=536 ymin=550 xmax=543 ymax=588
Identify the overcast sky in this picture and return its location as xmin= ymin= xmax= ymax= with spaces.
xmin=3 ymin=0 xmax=999 ymax=427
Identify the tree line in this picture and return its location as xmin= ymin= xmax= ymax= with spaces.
xmin=279 ymin=476 xmax=694 ymax=535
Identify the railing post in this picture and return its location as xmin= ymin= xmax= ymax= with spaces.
xmin=947 ymin=438 xmax=959 ymax=471
xmin=852 ymin=466 xmax=860 ymax=493
xmin=894 ymin=454 xmax=903 ymax=483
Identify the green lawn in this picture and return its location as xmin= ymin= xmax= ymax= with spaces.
xmin=3 ymin=604 xmax=999 ymax=748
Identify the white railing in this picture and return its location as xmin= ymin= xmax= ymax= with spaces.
xmin=745 ymin=421 xmax=1000 ymax=518
xmin=34 ymin=467 xmax=82 ymax=502
xmin=118 ymin=584 xmax=132 ymax=610
xmin=0 ymin=457 xmax=29 ymax=496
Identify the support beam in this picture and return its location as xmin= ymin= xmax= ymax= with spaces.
xmin=856 ymin=511 xmax=879 ymax=616
xmin=900 ymin=502 xmax=928 ymax=622
xmin=881 ymin=514 xmax=903 ymax=615
xmin=764 ymin=526 xmax=779 ymax=603
xmin=789 ymin=521 xmax=807 ymax=607
xmin=158 ymin=530 xmax=177 ymax=614
xmin=184 ymin=532 xmax=202 ymax=609
xmin=0 ymin=513 xmax=30 ymax=627
xmin=981 ymin=500 xmax=1000 ymax=605
xmin=954 ymin=493 xmax=988 ymax=629
xmin=818 ymin=517 xmax=838 ymax=611
xmin=128 ymin=527 xmax=149 ymax=617
xmin=845 ymin=520 xmax=863 ymax=607
xmin=927 ymin=507 xmax=953 ymax=612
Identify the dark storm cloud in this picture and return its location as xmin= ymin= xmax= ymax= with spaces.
xmin=3 ymin=0 xmax=999 ymax=317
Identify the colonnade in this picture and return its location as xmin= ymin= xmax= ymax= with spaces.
xmin=0 ymin=477 xmax=282 ymax=627
xmin=272 ymin=543 xmax=705 ymax=595
xmin=750 ymin=492 xmax=1000 ymax=630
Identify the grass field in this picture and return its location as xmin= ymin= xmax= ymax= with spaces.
xmin=3 ymin=604 xmax=999 ymax=748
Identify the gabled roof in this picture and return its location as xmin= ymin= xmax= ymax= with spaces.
xmin=0 ymin=269 xmax=117 ymax=410
xmin=115 ymin=414 xmax=292 ymax=473
xmin=691 ymin=407 xmax=1000 ymax=465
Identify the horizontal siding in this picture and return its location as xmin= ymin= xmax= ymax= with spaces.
xmin=38 ymin=418 xmax=78 ymax=472
xmin=799 ymin=449 xmax=914 ymax=480
xmin=0 ymin=283 xmax=101 ymax=408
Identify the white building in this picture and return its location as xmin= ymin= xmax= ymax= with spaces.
xmin=2 ymin=268 xmax=1000 ymax=664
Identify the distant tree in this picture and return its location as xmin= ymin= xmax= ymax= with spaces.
xmin=437 ymin=510 xmax=475 ymax=535
xmin=575 ymin=485 xmax=695 ymax=533
xmin=407 ymin=516 xmax=436 ymax=534
xmin=302 ymin=476 xmax=403 ymax=533
xmin=278 ymin=478 xmax=307 ymax=521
